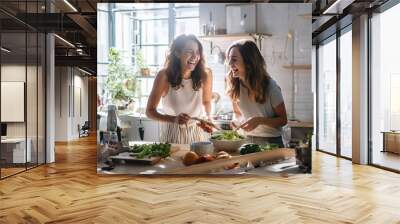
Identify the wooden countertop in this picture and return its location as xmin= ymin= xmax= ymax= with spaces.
xmin=287 ymin=121 xmax=313 ymax=128
xmin=101 ymin=142 xmax=296 ymax=175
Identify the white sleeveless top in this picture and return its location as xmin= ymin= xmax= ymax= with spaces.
xmin=160 ymin=78 xmax=208 ymax=144
xmin=162 ymin=78 xmax=203 ymax=118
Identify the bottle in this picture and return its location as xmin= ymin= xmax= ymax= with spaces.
xmin=209 ymin=23 xmax=215 ymax=35
xmin=138 ymin=119 xmax=144 ymax=141
xmin=107 ymin=104 xmax=118 ymax=131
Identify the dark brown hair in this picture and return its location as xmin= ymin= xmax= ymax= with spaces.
xmin=226 ymin=40 xmax=270 ymax=103
xmin=164 ymin=34 xmax=206 ymax=91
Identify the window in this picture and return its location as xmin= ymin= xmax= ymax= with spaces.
xmin=97 ymin=3 xmax=199 ymax=111
xmin=317 ymin=36 xmax=337 ymax=155
xmin=371 ymin=3 xmax=400 ymax=171
xmin=339 ymin=28 xmax=352 ymax=158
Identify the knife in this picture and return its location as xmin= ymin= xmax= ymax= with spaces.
xmin=190 ymin=117 xmax=221 ymax=130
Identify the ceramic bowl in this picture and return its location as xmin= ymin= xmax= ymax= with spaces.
xmin=190 ymin=141 xmax=214 ymax=156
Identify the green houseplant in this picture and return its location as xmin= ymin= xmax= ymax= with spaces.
xmin=105 ymin=48 xmax=137 ymax=106
xmin=135 ymin=48 xmax=150 ymax=76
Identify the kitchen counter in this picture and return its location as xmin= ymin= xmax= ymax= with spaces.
xmin=287 ymin=120 xmax=313 ymax=128
xmin=97 ymin=142 xmax=302 ymax=175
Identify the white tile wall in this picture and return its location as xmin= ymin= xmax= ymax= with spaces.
xmin=200 ymin=3 xmax=313 ymax=122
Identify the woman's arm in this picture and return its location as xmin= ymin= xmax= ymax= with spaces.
xmin=202 ymin=68 xmax=213 ymax=120
xmin=239 ymin=102 xmax=287 ymax=132
xmin=261 ymin=102 xmax=288 ymax=127
xmin=146 ymin=70 xmax=175 ymax=123
xmin=259 ymin=81 xmax=287 ymax=127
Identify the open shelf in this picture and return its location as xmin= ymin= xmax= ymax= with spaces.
xmin=199 ymin=33 xmax=272 ymax=42
xmin=282 ymin=64 xmax=311 ymax=70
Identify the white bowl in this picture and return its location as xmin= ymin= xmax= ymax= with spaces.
xmin=210 ymin=138 xmax=247 ymax=152
xmin=190 ymin=141 xmax=214 ymax=156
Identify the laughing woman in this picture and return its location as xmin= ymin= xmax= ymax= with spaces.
xmin=226 ymin=40 xmax=287 ymax=147
xmin=146 ymin=34 xmax=213 ymax=144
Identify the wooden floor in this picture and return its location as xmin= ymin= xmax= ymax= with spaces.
xmin=1 ymin=136 xmax=400 ymax=223
xmin=1 ymin=167 xmax=26 ymax=178
xmin=372 ymin=151 xmax=400 ymax=171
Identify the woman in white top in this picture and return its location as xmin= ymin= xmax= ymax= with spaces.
xmin=146 ymin=34 xmax=213 ymax=144
xmin=226 ymin=40 xmax=287 ymax=146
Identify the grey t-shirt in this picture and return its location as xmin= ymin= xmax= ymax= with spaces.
xmin=237 ymin=78 xmax=284 ymax=137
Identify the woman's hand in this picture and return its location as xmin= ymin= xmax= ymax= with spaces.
xmin=197 ymin=121 xmax=213 ymax=133
xmin=174 ymin=113 xmax=191 ymax=125
xmin=230 ymin=120 xmax=240 ymax=129
xmin=197 ymin=116 xmax=213 ymax=133
xmin=238 ymin=117 xmax=262 ymax=132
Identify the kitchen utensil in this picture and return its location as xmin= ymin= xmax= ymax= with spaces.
xmin=233 ymin=126 xmax=241 ymax=132
xmin=190 ymin=117 xmax=221 ymax=130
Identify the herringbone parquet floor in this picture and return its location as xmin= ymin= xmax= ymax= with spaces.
xmin=1 ymin=135 xmax=400 ymax=224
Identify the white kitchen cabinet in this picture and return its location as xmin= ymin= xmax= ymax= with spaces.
xmin=121 ymin=115 xmax=160 ymax=142
xmin=98 ymin=113 xmax=160 ymax=142
xmin=141 ymin=120 xmax=160 ymax=142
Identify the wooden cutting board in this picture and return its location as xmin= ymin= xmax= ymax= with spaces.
xmin=164 ymin=148 xmax=295 ymax=174
xmin=109 ymin=141 xmax=181 ymax=166
xmin=109 ymin=152 xmax=161 ymax=165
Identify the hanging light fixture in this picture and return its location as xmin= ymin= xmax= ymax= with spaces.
xmin=63 ymin=0 xmax=78 ymax=12
xmin=1 ymin=47 xmax=11 ymax=53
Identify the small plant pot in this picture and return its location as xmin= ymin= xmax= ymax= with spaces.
xmin=140 ymin=68 xmax=150 ymax=76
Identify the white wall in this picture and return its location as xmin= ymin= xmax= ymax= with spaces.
xmin=1 ymin=63 xmax=46 ymax=163
xmin=199 ymin=3 xmax=313 ymax=122
xmin=55 ymin=67 xmax=89 ymax=141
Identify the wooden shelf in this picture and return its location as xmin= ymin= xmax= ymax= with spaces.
xmin=199 ymin=33 xmax=272 ymax=42
xmin=136 ymin=76 xmax=155 ymax=79
xmin=282 ymin=64 xmax=311 ymax=70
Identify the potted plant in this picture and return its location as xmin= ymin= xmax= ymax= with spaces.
xmin=135 ymin=48 xmax=150 ymax=76
xmin=104 ymin=48 xmax=137 ymax=109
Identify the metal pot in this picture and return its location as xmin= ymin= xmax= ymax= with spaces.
xmin=213 ymin=120 xmax=232 ymax=130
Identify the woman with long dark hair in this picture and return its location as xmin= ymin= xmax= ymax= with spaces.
xmin=146 ymin=34 xmax=213 ymax=144
xmin=226 ymin=40 xmax=287 ymax=146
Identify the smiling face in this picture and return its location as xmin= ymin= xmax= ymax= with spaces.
xmin=227 ymin=47 xmax=246 ymax=80
xmin=177 ymin=40 xmax=201 ymax=75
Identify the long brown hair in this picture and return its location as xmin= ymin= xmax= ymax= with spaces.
xmin=164 ymin=34 xmax=206 ymax=91
xmin=226 ymin=40 xmax=270 ymax=103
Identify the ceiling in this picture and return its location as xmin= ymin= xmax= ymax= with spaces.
xmin=0 ymin=0 xmax=97 ymax=74
xmin=0 ymin=0 xmax=394 ymax=75
xmin=311 ymin=0 xmax=390 ymax=43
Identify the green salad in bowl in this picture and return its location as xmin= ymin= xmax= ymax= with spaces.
xmin=210 ymin=131 xmax=247 ymax=152
xmin=211 ymin=130 xmax=245 ymax=141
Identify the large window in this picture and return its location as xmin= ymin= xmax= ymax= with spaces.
xmin=317 ymin=26 xmax=353 ymax=159
xmin=317 ymin=36 xmax=337 ymax=155
xmin=97 ymin=3 xmax=199 ymax=112
xmin=371 ymin=3 xmax=400 ymax=171
xmin=340 ymin=28 xmax=352 ymax=158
